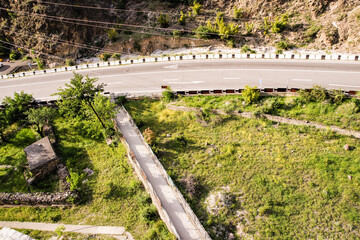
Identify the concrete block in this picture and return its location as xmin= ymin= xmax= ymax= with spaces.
xmin=264 ymin=54 xmax=271 ymax=59
xmin=285 ymin=54 xmax=292 ymax=59
xmin=315 ymin=55 xmax=322 ymax=60
xmin=241 ymin=54 xmax=248 ymax=58
xmin=214 ymin=54 xmax=220 ymax=59
xmin=250 ymin=54 xmax=256 ymax=59
xmin=256 ymin=54 xmax=263 ymax=59
xmin=279 ymin=54 xmax=285 ymax=59
xmin=175 ymin=56 xmax=181 ymax=61
xmin=270 ymin=54 xmax=277 ymax=59
xmin=208 ymin=54 xmax=214 ymax=59
xmin=170 ymin=56 xmax=176 ymax=61
xmin=325 ymin=55 xmax=331 ymax=60
xmin=235 ymin=54 xmax=241 ymax=59
xmin=300 ymin=55 xmax=307 ymax=60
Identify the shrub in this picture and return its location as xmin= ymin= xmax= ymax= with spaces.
xmin=241 ymin=45 xmax=251 ymax=53
xmin=242 ymin=85 xmax=260 ymax=104
xmin=116 ymin=96 xmax=127 ymax=105
xmin=191 ymin=1 xmax=202 ymax=16
xmin=172 ymin=30 xmax=181 ymax=39
xmin=275 ymin=49 xmax=283 ymax=54
xmin=158 ymin=13 xmax=169 ymax=28
xmin=336 ymin=102 xmax=358 ymax=115
xmin=271 ymin=14 xmax=288 ymax=33
xmin=141 ymin=205 xmax=159 ymax=223
xmin=262 ymin=17 xmax=271 ymax=35
xmin=178 ymin=11 xmax=187 ymax=25
xmin=34 ymin=58 xmax=44 ymax=69
xmin=112 ymin=53 xmax=121 ymax=60
xmin=234 ymin=7 xmax=242 ymax=19
xmin=66 ymin=59 xmax=75 ymax=66
xmin=276 ymin=41 xmax=289 ymax=50
xmin=245 ymin=23 xmax=254 ymax=35
xmin=106 ymin=28 xmax=118 ymax=42
xmin=195 ymin=25 xmax=216 ymax=39
xmin=305 ymin=23 xmax=321 ymax=42
xmin=299 ymin=85 xmax=328 ymax=103
xmin=260 ymin=98 xmax=281 ymax=114
xmin=100 ymin=53 xmax=111 ymax=61
xmin=328 ymin=89 xmax=345 ymax=104
xmin=162 ymin=87 xmax=175 ymax=102
xmin=9 ymin=50 xmax=21 ymax=60
xmin=143 ymin=128 xmax=156 ymax=145
xmin=227 ymin=39 xmax=235 ymax=48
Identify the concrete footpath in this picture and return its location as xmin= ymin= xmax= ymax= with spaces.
xmin=115 ymin=108 xmax=205 ymax=240
xmin=0 ymin=221 xmax=133 ymax=239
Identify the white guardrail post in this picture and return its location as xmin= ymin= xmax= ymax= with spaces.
xmin=1 ymin=52 xmax=358 ymax=79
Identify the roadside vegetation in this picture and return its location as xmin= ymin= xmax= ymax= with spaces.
xmin=0 ymin=74 xmax=174 ymax=239
xmin=125 ymin=91 xmax=360 ymax=239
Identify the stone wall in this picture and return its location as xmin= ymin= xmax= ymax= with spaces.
xmin=0 ymin=191 xmax=77 ymax=205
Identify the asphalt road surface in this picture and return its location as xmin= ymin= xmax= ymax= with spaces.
xmin=0 ymin=59 xmax=360 ymax=100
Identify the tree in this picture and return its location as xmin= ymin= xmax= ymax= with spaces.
xmin=56 ymin=73 xmax=107 ymax=129
xmin=27 ymin=107 xmax=56 ymax=137
xmin=0 ymin=110 xmax=9 ymax=142
xmin=2 ymin=91 xmax=34 ymax=123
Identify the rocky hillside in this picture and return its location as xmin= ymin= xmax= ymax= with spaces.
xmin=0 ymin=0 xmax=359 ymax=64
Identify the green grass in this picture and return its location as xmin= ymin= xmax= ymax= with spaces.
xmin=175 ymin=95 xmax=360 ymax=131
xmin=17 ymin=229 xmax=119 ymax=240
xmin=126 ymin=98 xmax=360 ymax=239
xmin=0 ymin=117 xmax=174 ymax=240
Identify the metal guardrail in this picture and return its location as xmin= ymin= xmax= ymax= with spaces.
xmin=118 ymin=106 xmax=211 ymax=240
xmin=1 ymin=52 xmax=359 ymax=80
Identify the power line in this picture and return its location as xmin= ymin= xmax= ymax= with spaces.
xmin=1 ymin=7 xmax=257 ymax=39
xmin=1 ymin=27 xmax=127 ymax=55
xmin=0 ymin=40 xmax=65 ymax=60
xmin=34 ymin=0 xmax=261 ymax=21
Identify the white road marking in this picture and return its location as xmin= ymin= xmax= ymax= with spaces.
xmin=106 ymin=81 xmax=123 ymax=85
xmin=0 ymin=79 xmax=69 ymax=89
xmin=168 ymin=81 xmax=203 ymax=84
xmin=163 ymin=64 xmax=178 ymax=69
xmin=223 ymin=77 xmax=241 ymax=80
xmin=329 ymin=84 xmax=360 ymax=88
xmin=163 ymin=78 xmax=179 ymax=82
xmin=291 ymin=79 xmax=313 ymax=82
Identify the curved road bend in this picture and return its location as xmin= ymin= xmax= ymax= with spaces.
xmin=0 ymin=59 xmax=360 ymax=100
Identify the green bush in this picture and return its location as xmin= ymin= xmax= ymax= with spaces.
xmin=116 ymin=96 xmax=127 ymax=105
xmin=260 ymin=98 xmax=281 ymax=114
xmin=172 ymin=30 xmax=181 ymax=39
xmin=66 ymin=59 xmax=75 ymax=66
xmin=241 ymin=45 xmax=251 ymax=53
xmin=34 ymin=58 xmax=44 ymax=69
xmin=191 ymin=1 xmax=202 ymax=16
xmin=178 ymin=11 xmax=186 ymax=25
xmin=242 ymin=85 xmax=260 ymax=104
xmin=100 ymin=53 xmax=111 ymax=61
xmin=106 ymin=28 xmax=118 ymax=42
xmin=271 ymin=14 xmax=288 ymax=33
xmin=162 ymin=87 xmax=175 ymax=102
xmin=276 ymin=41 xmax=289 ymax=50
xmin=112 ymin=53 xmax=121 ymax=60
xmin=234 ymin=7 xmax=242 ymax=19
xmin=158 ymin=13 xmax=169 ymax=28
xmin=195 ymin=24 xmax=216 ymax=39
xmin=299 ymin=85 xmax=328 ymax=103
xmin=9 ymin=50 xmax=21 ymax=60
xmin=245 ymin=23 xmax=254 ymax=35
xmin=262 ymin=17 xmax=271 ymax=35
xmin=141 ymin=205 xmax=159 ymax=223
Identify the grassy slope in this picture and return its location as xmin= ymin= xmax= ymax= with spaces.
xmin=0 ymin=118 xmax=174 ymax=240
xmin=176 ymin=95 xmax=360 ymax=131
xmin=126 ymin=98 xmax=360 ymax=239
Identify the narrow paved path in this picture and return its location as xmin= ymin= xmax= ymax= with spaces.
xmin=115 ymin=108 xmax=202 ymax=240
xmin=0 ymin=221 xmax=133 ymax=239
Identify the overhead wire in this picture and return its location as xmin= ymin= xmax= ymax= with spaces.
xmin=0 ymin=39 xmax=66 ymax=60
xmin=0 ymin=7 xmax=258 ymax=39
xmin=34 ymin=0 xmax=261 ymax=21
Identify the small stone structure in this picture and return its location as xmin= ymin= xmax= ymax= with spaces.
xmin=24 ymin=136 xmax=58 ymax=181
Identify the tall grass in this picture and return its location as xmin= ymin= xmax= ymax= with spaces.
xmin=126 ymin=99 xmax=360 ymax=239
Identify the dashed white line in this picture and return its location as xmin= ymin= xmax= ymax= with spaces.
xmin=291 ymin=79 xmax=313 ymax=82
